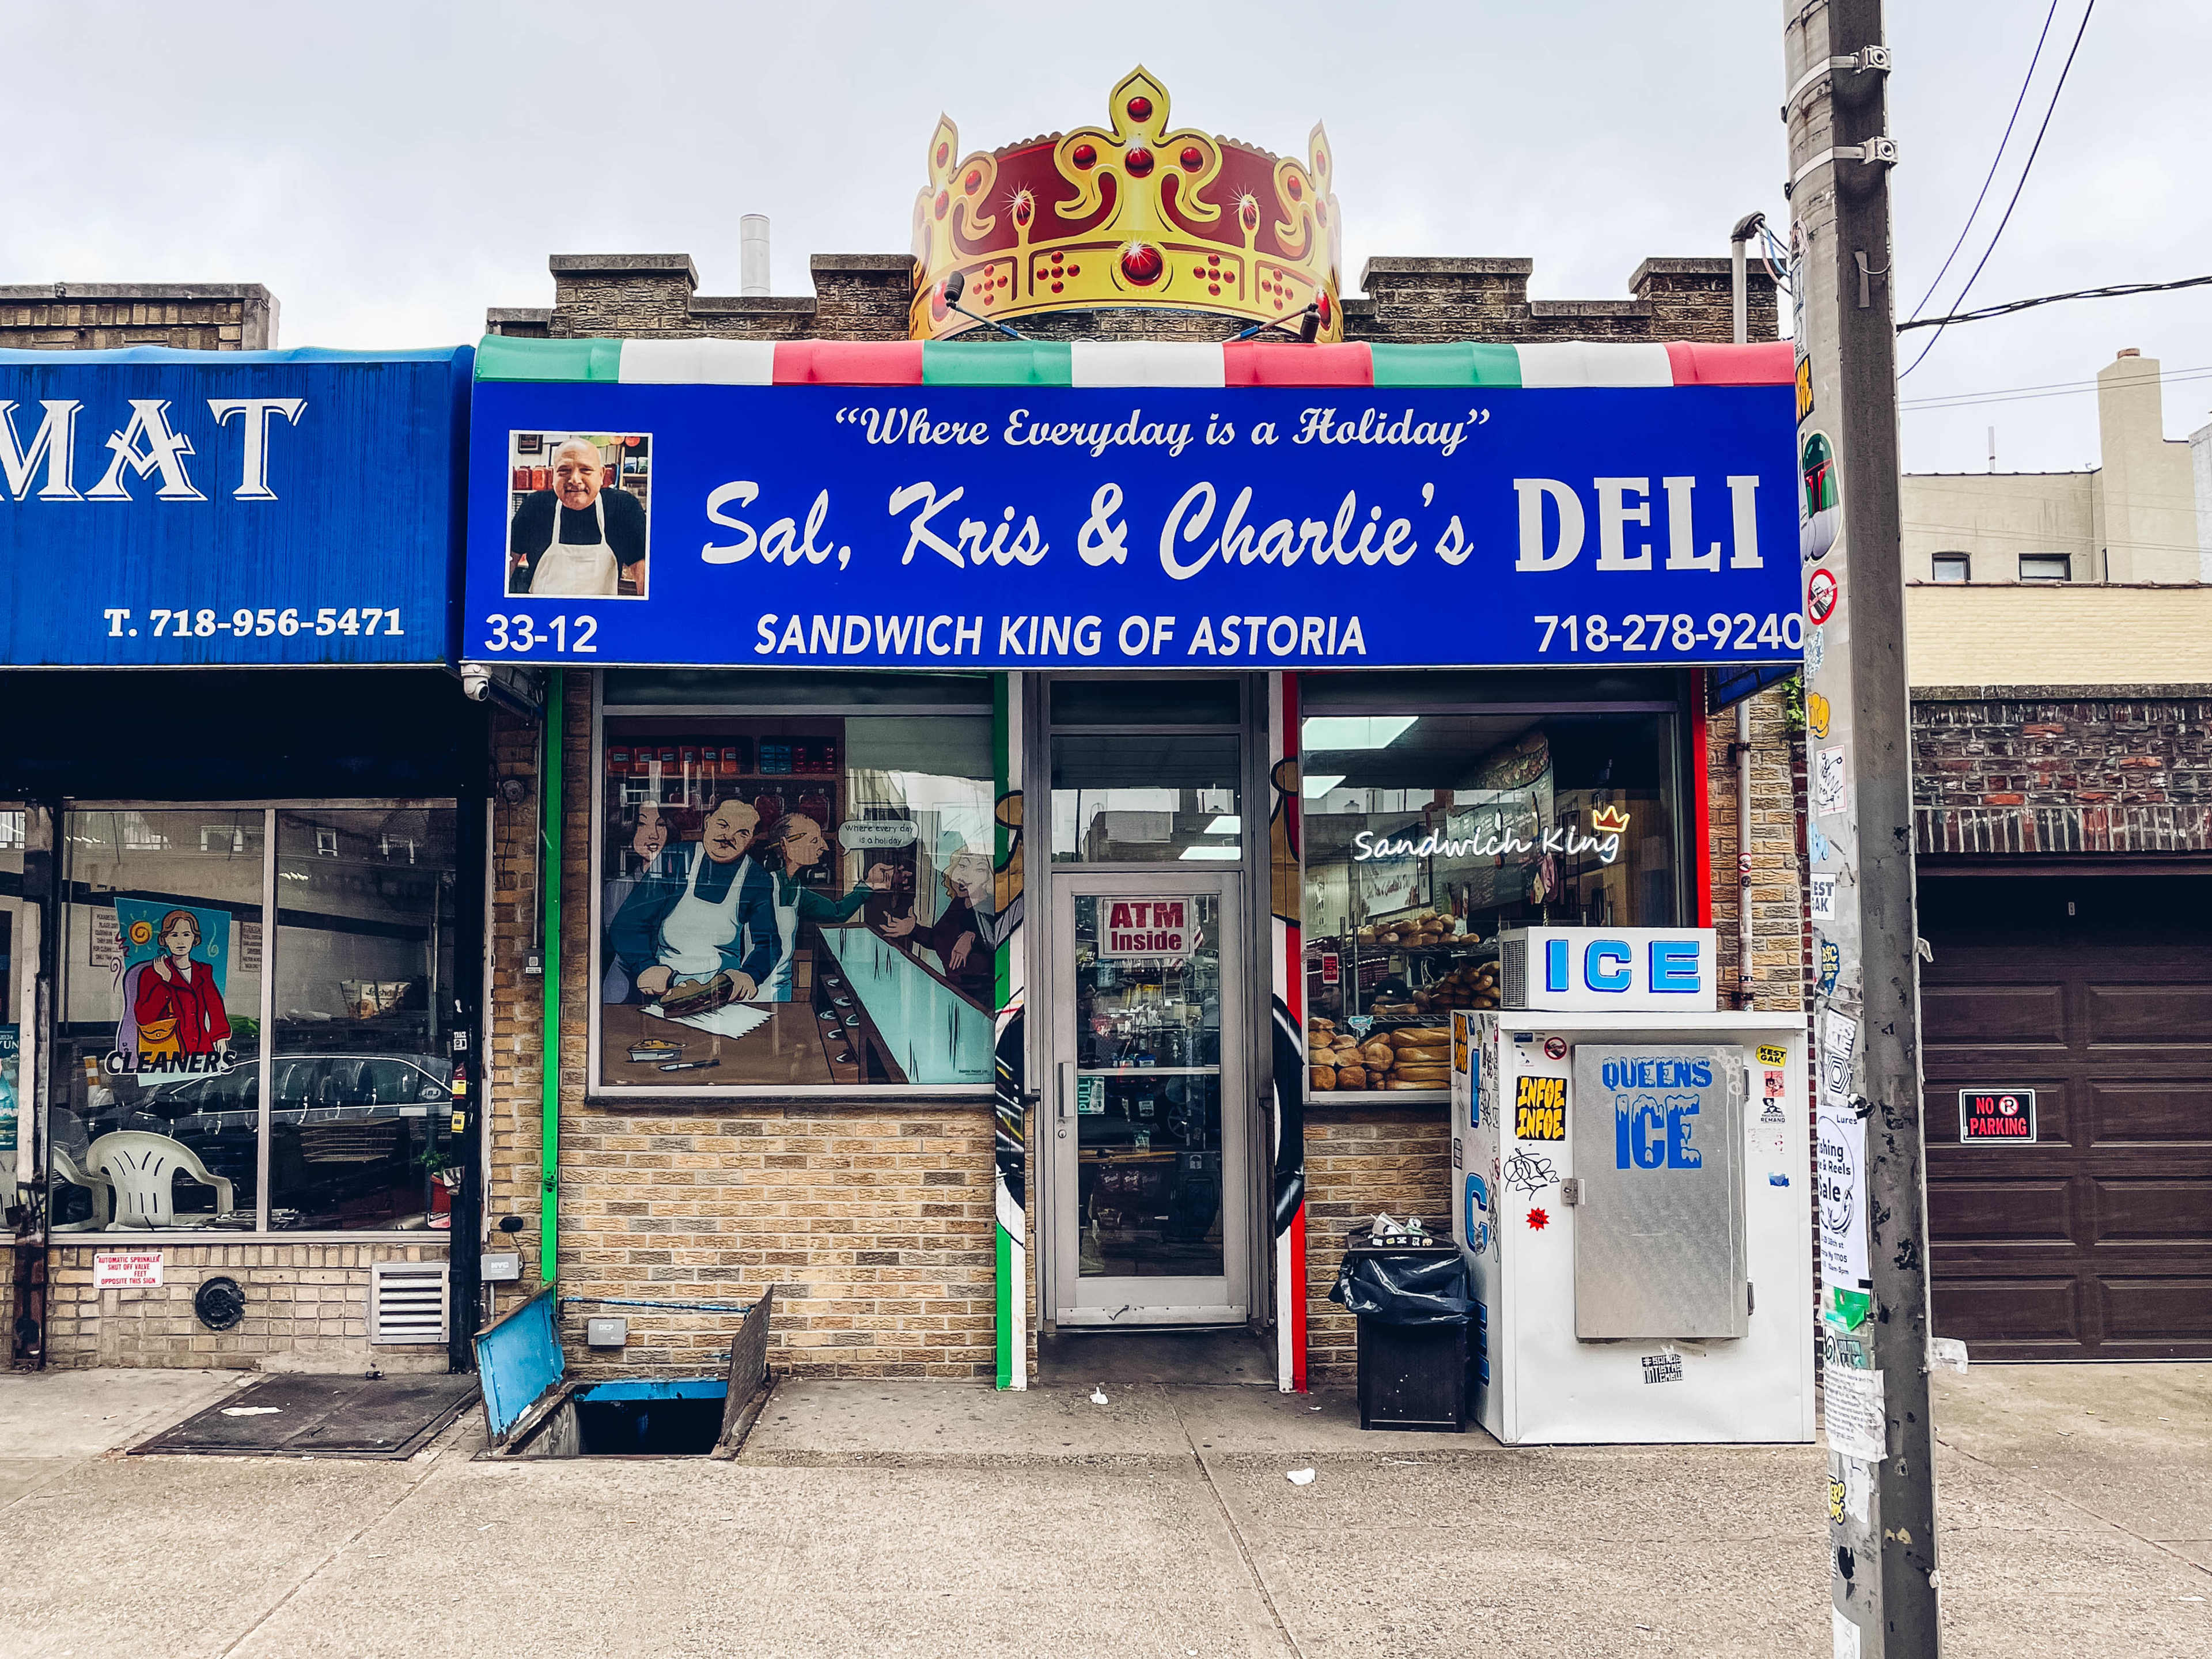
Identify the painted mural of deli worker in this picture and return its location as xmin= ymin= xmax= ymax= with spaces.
xmin=753 ymin=813 xmax=899 ymax=999
xmin=612 ymin=801 xmax=895 ymax=1006
xmin=507 ymin=437 xmax=647 ymax=598
xmin=134 ymin=910 xmax=232 ymax=1059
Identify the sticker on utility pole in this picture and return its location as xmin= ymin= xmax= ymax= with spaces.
xmin=1098 ymin=898 xmax=1196 ymax=960
xmin=1809 ymin=872 xmax=1838 ymax=921
xmin=1806 ymin=565 xmax=1840 ymax=624
xmin=1832 ymin=1607 xmax=1863 ymax=1659
xmin=1815 ymin=746 xmax=1847 ymax=819
xmin=1822 ymin=1365 xmax=1886 ymax=1462
xmin=94 ymin=1251 xmax=164 ymax=1289
xmin=1806 ymin=691 xmax=1831 ymax=740
xmin=1960 ymin=1088 xmax=2036 ymax=1143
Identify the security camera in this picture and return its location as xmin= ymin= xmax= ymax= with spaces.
xmin=461 ymin=665 xmax=494 ymax=702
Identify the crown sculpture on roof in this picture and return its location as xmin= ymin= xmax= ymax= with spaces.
xmin=909 ymin=66 xmax=1343 ymax=342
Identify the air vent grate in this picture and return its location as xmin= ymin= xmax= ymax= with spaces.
xmin=1500 ymin=934 xmax=1528 ymax=1010
xmin=370 ymin=1260 xmax=449 ymax=1345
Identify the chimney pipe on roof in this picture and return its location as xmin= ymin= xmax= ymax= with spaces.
xmin=740 ymin=215 xmax=770 ymax=298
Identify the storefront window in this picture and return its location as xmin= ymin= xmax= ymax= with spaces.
xmin=1050 ymin=734 xmax=1241 ymax=864
xmin=596 ymin=677 xmax=997 ymax=1090
xmin=1301 ymin=710 xmax=1680 ymax=1098
xmin=267 ymin=808 xmax=457 ymax=1228
xmin=50 ymin=803 xmax=457 ymax=1233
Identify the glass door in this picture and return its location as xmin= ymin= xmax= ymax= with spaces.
xmin=1051 ymin=873 xmax=1247 ymax=1324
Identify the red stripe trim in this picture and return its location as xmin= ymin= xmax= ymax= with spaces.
xmin=1691 ymin=668 xmax=1714 ymax=927
xmin=772 ymin=341 xmax=925 ymax=385
xmin=1665 ymin=340 xmax=1796 ymax=386
xmin=1224 ymin=342 xmax=1372 ymax=387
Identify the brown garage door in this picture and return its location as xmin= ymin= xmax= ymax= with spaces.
xmin=1921 ymin=873 xmax=2212 ymax=1360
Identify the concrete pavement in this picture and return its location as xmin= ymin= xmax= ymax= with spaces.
xmin=0 ymin=1362 xmax=2205 ymax=1657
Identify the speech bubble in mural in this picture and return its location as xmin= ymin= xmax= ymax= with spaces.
xmin=838 ymin=819 xmax=921 ymax=850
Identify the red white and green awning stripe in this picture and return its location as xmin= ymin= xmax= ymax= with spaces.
xmin=474 ymin=335 xmax=1794 ymax=389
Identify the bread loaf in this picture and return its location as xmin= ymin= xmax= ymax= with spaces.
xmin=1336 ymin=1065 xmax=1368 ymax=1089
xmin=1309 ymin=1066 xmax=1336 ymax=1091
xmin=1392 ymin=1046 xmax=1449 ymax=1067
xmin=1388 ymin=1027 xmax=1452 ymax=1046
xmin=1392 ymin=1065 xmax=1450 ymax=1085
xmin=1358 ymin=1039 xmax=1395 ymax=1067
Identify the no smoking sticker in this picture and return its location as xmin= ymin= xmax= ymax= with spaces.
xmin=1807 ymin=567 xmax=1839 ymax=625
xmin=1543 ymin=1036 xmax=1567 ymax=1060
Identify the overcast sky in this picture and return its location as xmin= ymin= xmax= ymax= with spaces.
xmin=10 ymin=3 xmax=2205 ymax=475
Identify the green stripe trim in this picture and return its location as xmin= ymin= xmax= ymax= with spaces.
xmin=1370 ymin=342 xmax=1522 ymax=388
xmin=995 ymin=1223 xmax=1014 ymax=1389
xmin=923 ymin=341 xmax=1074 ymax=387
xmin=474 ymin=335 xmax=625 ymax=382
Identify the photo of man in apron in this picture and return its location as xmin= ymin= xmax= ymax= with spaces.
xmin=507 ymin=435 xmax=648 ymax=597
xmin=611 ymin=798 xmax=779 ymax=1008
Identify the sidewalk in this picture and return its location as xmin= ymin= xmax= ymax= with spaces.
xmin=0 ymin=1362 xmax=2205 ymax=1658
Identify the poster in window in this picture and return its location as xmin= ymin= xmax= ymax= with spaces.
xmin=598 ymin=714 xmax=1000 ymax=1089
xmin=111 ymin=898 xmax=234 ymax=1075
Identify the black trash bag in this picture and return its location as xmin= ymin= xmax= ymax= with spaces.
xmin=1329 ymin=1249 xmax=1474 ymax=1327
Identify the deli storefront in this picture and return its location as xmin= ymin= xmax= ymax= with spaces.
xmin=464 ymin=332 xmax=1800 ymax=1388
xmin=2 ymin=346 xmax=486 ymax=1372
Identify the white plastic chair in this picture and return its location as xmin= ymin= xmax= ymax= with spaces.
xmin=48 ymin=1147 xmax=113 ymax=1232
xmin=84 ymin=1131 xmax=236 ymax=1228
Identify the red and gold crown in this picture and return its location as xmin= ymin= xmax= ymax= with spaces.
xmin=909 ymin=66 xmax=1343 ymax=342
xmin=1589 ymin=805 xmax=1633 ymax=836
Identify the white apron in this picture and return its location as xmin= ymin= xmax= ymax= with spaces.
xmin=657 ymin=848 xmax=754 ymax=984
xmin=529 ymin=493 xmax=619 ymax=597
xmin=759 ymin=876 xmax=803 ymax=1001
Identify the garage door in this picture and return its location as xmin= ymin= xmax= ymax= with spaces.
xmin=1921 ymin=873 xmax=2212 ymax=1360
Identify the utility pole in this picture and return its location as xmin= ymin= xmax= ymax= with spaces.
xmin=1781 ymin=3 xmax=1942 ymax=1656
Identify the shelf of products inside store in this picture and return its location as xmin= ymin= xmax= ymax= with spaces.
xmin=1306 ymin=907 xmax=1500 ymax=1096
xmin=508 ymin=437 xmax=650 ymax=513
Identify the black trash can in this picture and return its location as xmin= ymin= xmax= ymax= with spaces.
xmin=1330 ymin=1230 xmax=1471 ymax=1432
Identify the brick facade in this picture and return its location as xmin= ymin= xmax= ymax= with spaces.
xmin=0 ymin=283 xmax=278 ymax=351
xmin=1912 ymin=689 xmax=2212 ymax=855
xmin=43 ymin=1242 xmax=448 ymax=1372
xmin=476 ymin=243 xmax=1804 ymax=1387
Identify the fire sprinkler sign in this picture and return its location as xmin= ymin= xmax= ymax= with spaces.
xmin=94 ymin=1251 xmax=164 ymax=1289
xmin=1099 ymin=897 xmax=1196 ymax=960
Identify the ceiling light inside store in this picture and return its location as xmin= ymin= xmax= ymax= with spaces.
xmin=1302 ymin=774 xmax=1346 ymax=798
xmin=1304 ymin=716 xmax=1416 ymax=751
xmin=1203 ymin=816 xmax=1241 ymax=835
xmin=1179 ymin=846 xmax=1241 ymax=860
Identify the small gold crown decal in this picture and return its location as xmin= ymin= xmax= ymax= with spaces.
xmin=1589 ymin=805 xmax=1632 ymax=836
xmin=910 ymin=66 xmax=1343 ymax=341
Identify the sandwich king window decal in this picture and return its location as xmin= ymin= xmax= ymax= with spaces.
xmin=464 ymin=338 xmax=1800 ymax=670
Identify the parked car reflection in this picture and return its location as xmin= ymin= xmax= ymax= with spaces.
xmin=77 ymin=1053 xmax=458 ymax=1230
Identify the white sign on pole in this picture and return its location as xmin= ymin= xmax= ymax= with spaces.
xmin=1824 ymin=1366 xmax=1887 ymax=1463
xmin=93 ymin=1251 xmax=164 ymax=1289
xmin=1098 ymin=897 xmax=1197 ymax=960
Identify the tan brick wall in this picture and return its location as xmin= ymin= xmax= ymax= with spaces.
xmin=0 ymin=285 xmax=276 ymax=351
xmin=43 ymin=1242 xmax=448 ymax=1372
xmin=1709 ymin=681 xmax=1807 ymax=1012
xmin=482 ymin=673 xmax=1002 ymax=1380
xmin=1301 ymin=1106 xmax=1455 ymax=1380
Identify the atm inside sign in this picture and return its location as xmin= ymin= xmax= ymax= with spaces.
xmin=1960 ymin=1088 xmax=2037 ymax=1143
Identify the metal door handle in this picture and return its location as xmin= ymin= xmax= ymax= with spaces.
xmin=1058 ymin=1060 xmax=1074 ymax=1120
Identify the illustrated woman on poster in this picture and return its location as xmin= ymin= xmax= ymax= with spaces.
xmin=132 ymin=909 xmax=232 ymax=1060
xmin=754 ymin=813 xmax=896 ymax=1001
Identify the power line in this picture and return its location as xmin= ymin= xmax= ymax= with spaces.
xmin=1900 ymin=361 xmax=2211 ymax=406
xmin=1900 ymin=0 xmax=2097 ymax=378
xmin=1896 ymin=274 xmax=2212 ymax=333
xmin=1907 ymin=0 xmax=2061 ymax=323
